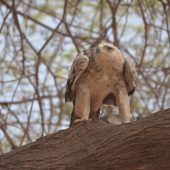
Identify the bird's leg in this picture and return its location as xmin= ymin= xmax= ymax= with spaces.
xmin=89 ymin=108 xmax=101 ymax=120
xmin=90 ymin=94 xmax=104 ymax=120
xmin=116 ymin=88 xmax=131 ymax=123
xmin=95 ymin=108 xmax=101 ymax=119
xmin=72 ymin=87 xmax=91 ymax=125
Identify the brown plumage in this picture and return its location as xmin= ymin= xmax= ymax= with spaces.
xmin=65 ymin=42 xmax=136 ymax=127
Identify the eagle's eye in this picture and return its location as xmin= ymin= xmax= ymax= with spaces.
xmin=106 ymin=46 xmax=113 ymax=51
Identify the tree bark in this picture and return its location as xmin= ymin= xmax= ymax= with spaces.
xmin=0 ymin=108 xmax=170 ymax=170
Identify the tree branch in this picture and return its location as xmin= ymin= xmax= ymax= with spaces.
xmin=0 ymin=108 xmax=170 ymax=170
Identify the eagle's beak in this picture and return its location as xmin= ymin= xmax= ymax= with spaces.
xmin=96 ymin=46 xmax=100 ymax=53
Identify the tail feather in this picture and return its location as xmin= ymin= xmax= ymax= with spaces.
xmin=69 ymin=106 xmax=75 ymax=127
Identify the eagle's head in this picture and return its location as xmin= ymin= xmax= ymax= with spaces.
xmin=96 ymin=42 xmax=120 ymax=56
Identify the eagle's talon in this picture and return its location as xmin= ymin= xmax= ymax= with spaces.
xmin=75 ymin=119 xmax=92 ymax=124
xmin=70 ymin=119 xmax=92 ymax=127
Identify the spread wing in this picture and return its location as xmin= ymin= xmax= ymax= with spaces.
xmin=124 ymin=57 xmax=136 ymax=95
xmin=65 ymin=53 xmax=89 ymax=102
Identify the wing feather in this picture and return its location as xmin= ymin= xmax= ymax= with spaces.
xmin=124 ymin=57 xmax=136 ymax=95
xmin=65 ymin=53 xmax=89 ymax=102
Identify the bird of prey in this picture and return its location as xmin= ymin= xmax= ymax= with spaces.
xmin=65 ymin=42 xmax=136 ymax=127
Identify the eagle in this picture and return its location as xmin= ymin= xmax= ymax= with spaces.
xmin=65 ymin=42 xmax=136 ymax=127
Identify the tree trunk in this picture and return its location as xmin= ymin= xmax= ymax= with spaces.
xmin=0 ymin=108 xmax=170 ymax=170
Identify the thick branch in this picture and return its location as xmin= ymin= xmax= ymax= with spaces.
xmin=0 ymin=108 xmax=170 ymax=170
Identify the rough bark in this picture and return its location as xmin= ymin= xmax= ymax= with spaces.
xmin=0 ymin=108 xmax=170 ymax=170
